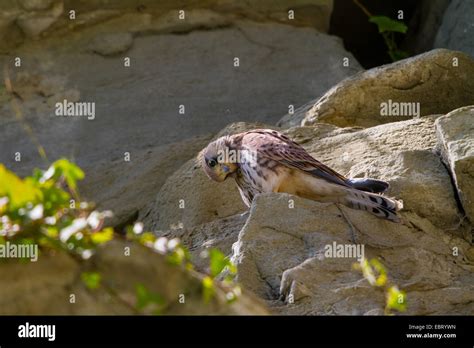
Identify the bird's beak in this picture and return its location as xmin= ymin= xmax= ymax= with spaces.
xmin=215 ymin=162 xmax=238 ymax=181
xmin=214 ymin=164 xmax=229 ymax=182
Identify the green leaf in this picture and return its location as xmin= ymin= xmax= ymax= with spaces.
xmin=38 ymin=182 xmax=70 ymax=213
xmin=202 ymin=276 xmax=215 ymax=303
xmin=0 ymin=165 xmax=42 ymax=210
xmin=135 ymin=284 xmax=165 ymax=314
xmin=167 ymin=245 xmax=191 ymax=266
xmin=136 ymin=232 xmax=156 ymax=245
xmin=49 ymin=159 xmax=85 ymax=190
xmin=81 ymin=272 xmax=101 ymax=290
xmin=209 ymin=249 xmax=227 ymax=277
xmin=43 ymin=226 xmax=59 ymax=238
xmin=135 ymin=284 xmax=149 ymax=310
xmin=356 ymin=258 xmax=387 ymax=287
xmin=386 ymin=286 xmax=407 ymax=312
xmin=30 ymin=168 xmax=44 ymax=183
xmin=369 ymin=16 xmax=408 ymax=34
xmin=209 ymin=248 xmax=236 ymax=278
xmin=370 ymin=258 xmax=387 ymax=287
xmin=91 ymin=227 xmax=114 ymax=245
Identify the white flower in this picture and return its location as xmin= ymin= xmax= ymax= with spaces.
xmin=45 ymin=216 xmax=57 ymax=225
xmin=87 ymin=212 xmax=101 ymax=229
xmin=133 ymin=222 xmax=144 ymax=235
xmin=167 ymin=238 xmax=180 ymax=251
xmin=154 ymin=237 xmax=168 ymax=254
xmin=28 ymin=204 xmax=44 ymax=220
xmin=60 ymin=218 xmax=87 ymax=243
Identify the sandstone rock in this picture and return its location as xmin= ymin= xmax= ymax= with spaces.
xmin=56 ymin=0 xmax=333 ymax=32
xmin=67 ymin=9 xmax=121 ymax=29
xmin=0 ymin=251 xmax=80 ymax=314
xmin=0 ymin=0 xmax=333 ymax=49
xmin=91 ymin=240 xmax=268 ymax=315
xmin=96 ymin=9 xmax=231 ymax=38
xmin=347 ymin=150 xmax=462 ymax=232
xmin=88 ymin=32 xmax=134 ymax=56
xmin=16 ymin=13 xmax=58 ymax=37
xmin=143 ymin=117 xmax=464 ymax=240
xmin=0 ymin=19 xmax=360 ymax=237
xmin=0 ymin=248 xmax=133 ymax=315
xmin=435 ymin=0 xmax=474 ymax=57
xmin=279 ymin=49 xmax=474 ymax=128
xmin=267 ymin=3 xmax=333 ymax=31
xmin=0 ymin=0 xmax=21 ymax=38
xmin=156 ymin=213 xmax=247 ymax=272
xmin=0 ymin=240 xmax=268 ymax=314
xmin=435 ymin=106 xmax=474 ymax=224
xmin=0 ymin=0 xmax=19 ymax=10
xmin=18 ymin=0 xmax=55 ymax=11
xmin=231 ymin=193 xmax=474 ymax=315
xmin=217 ymin=0 xmax=334 ymax=32
xmin=16 ymin=0 xmax=63 ymax=38
xmin=0 ymin=10 xmax=21 ymax=41
xmin=80 ymin=134 xmax=213 ymax=227
xmin=139 ymin=116 xmax=468 ymax=313
xmin=139 ymin=9 xmax=232 ymax=35
xmin=0 ymin=20 xmax=361 ymax=193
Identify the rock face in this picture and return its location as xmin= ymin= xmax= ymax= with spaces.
xmin=0 ymin=19 xmax=361 ymax=228
xmin=158 ymin=117 xmax=461 ymax=233
xmin=435 ymin=0 xmax=474 ymax=58
xmin=230 ymin=0 xmax=334 ymax=31
xmin=231 ymin=193 xmax=474 ymax=315
xmin=2 ymin=1 xmax=473 ymax=317
xmin=435 ymin=106 xmax=474 ymax=224
xmin=16 ymin=0 xmax=63 ymax=38
xmin=278 ymin=49 xmax=474 ymax=128
xmin=3 ymin=113 xmax=472 ymax=315
xmin=151 ymin=213 xmax=248 ymax=272
xmin=404 ymin=0 xmax=450 ymax=55
xmin=0 ymin=0 xmax=63 ymax=41
xmin=284 ymin=117 xmax=463 ymax=232
xmin=0 ymin=250 xmax=83 ymax=314
xmin=143 ymin=114 xmax=473 ymax=315
xmin=87 ymin=32 xmax=134 ymax=56
xmin=0 ymin=240 xmax=268 ymax=314
xmin=18 ymin=0 xmax=55 ymax=11
xmin=80 ymin=134 xmax=213 ymax=227
xmin=140 ymin=155 xmax=247 ymax=233
xmin=0 ymin=0 xmax=334 ymax=50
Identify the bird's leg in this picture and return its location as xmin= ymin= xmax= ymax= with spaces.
xmin=336 ymin=204 xmax=358 ymax=244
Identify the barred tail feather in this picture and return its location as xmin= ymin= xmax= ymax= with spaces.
xmin=344 ymin=188 xmax=403 ymax=223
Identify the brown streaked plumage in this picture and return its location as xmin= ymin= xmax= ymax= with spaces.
xmin=200 ymin=129 xmax=403 ymax=222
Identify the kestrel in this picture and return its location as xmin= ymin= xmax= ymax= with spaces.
xmin=200 ymin=129 xmax=403 ymax=222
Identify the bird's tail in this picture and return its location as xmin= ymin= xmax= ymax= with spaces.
xmin=342 ymin=188 xmax=403 ymax=223
xmin=346 ymin=178 xmax=390 ymax=193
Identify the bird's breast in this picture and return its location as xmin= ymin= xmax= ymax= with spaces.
xmin=237 ymin=158 xmax=283 ymax=193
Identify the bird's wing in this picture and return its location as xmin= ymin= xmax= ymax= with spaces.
xmin=242 ymin=129 xmax=351 ymax=188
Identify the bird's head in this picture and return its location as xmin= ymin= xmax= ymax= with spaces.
xmin=200 ymin=136 xmax=239 ymax=182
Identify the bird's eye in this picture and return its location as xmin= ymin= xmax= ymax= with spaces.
xmin=208 ymin=159 xmax=217 ymax=167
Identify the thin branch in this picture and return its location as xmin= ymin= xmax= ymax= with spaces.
xmin=353 ymin=0 xmax=372 ymax=17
